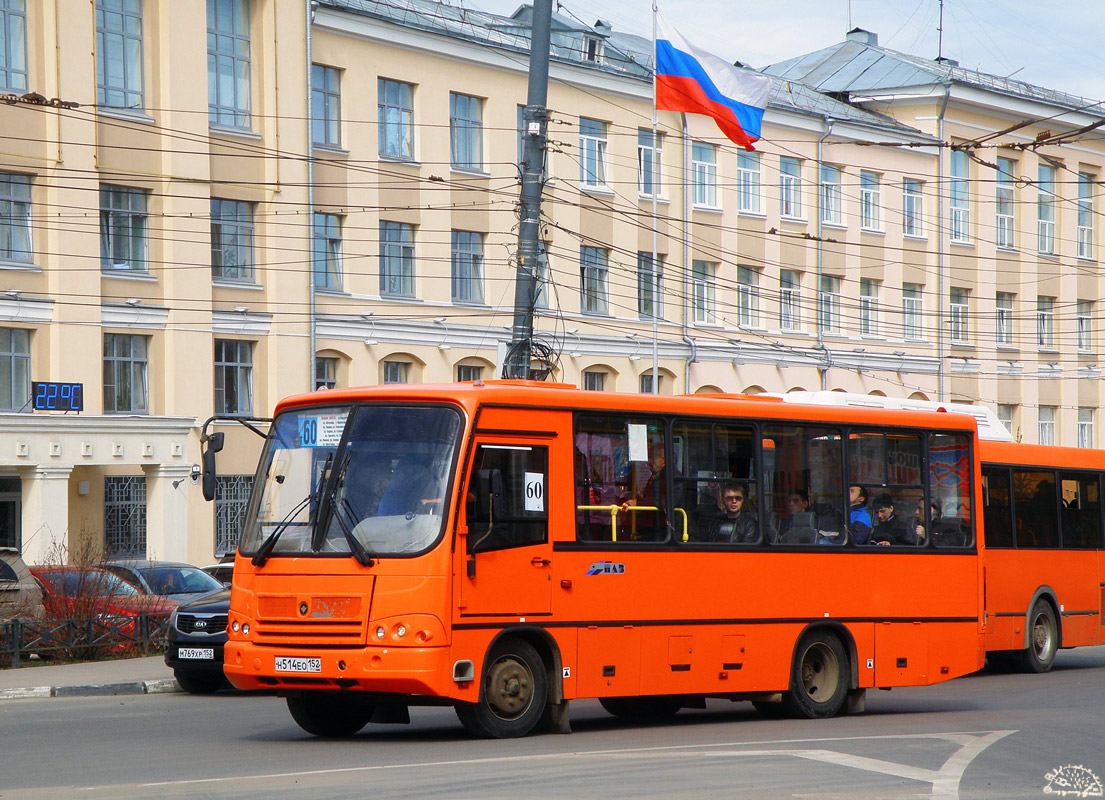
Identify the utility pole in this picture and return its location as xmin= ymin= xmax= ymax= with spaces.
xmin=503 ymin=0 xmax=552 ymax=379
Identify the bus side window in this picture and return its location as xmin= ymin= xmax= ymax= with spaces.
xmin=928 ymin=433 xmax=972 ymax=548
xmin=981 ymin=467 xmax=1013 ymax=547
xmin=1012 ymin=469 xmax=1059 ymax=548
xmin=466 ymin=444 xmax=548 ymax=554
xmin=1059 ymin=472 xmax=1101 ymax=549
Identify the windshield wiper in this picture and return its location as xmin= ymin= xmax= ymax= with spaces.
xmin=329 ymin=500 xmax=375 ymax=567
xmin=252 ymin=494 xmax=312 ymax=567
xmin=312 ymin=451 xmax=374 ymax=566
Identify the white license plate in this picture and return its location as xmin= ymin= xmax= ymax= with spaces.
xmin=275 ymin=656 xmax=322 ymax=673
xmin=178 ymin=647 xmax=215 ymax=660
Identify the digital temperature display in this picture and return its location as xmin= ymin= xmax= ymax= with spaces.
xmin=31 ymin=382 xmax=84 ymax=412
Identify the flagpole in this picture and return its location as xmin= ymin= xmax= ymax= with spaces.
xmin=651 ymin=1 xmax=660 ymax=394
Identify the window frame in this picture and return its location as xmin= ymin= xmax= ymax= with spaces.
xmin=451 ymin=230 xmax=484 ymax=304
xmin=780 ymin=270 xmax=801 ymax=331
xmin=580 ymin=245 xmax=609 ymax=315
xmin=637 ymin=251 xmax=663 ymax=320
xmin=996 ymin=292 xmax=1015 ymax=347
xmin=902 ymin=283 xmax=923 ymax=340
xmin=1037 ymin=163 xmax=1057 ymax=254
xmin=819 ymin=164 xmax=842 ymax=225
xmin=579 ymin=117 xmax=609 ymax=189
xmin=779 ymin=157 xmax=802 ymax=219
xmin=449 ymin=92 xmax=483 ymax=171
xmin=103 ymin=332 xmax=149 ymax=414
xmin=207 ymin=0 xmax=251 ymax=129
xmin=736 ymin=151 xmax=761 ymax=214
xmin=996 ymin=157 xmax=1016 ymax=249
xmin=691 ymin=259 xmax=716 ymax=325
xmin=0 ymin=0 xmax=27 ymax=92
xmin=99 ymin=184 xmax=148 ymax=272
xmin=96 ymin=0 xmax=145 ymax=110
xmin=949 ymin=150 xmax=970 ymax=243
xmin=211 ymin=197 xmax=254 ymax=282
xmin=311 ymin=64 xmax=342 ymax=148
xmin=691 ymin=141 xmax=718 ymax=208
xmin=902 ymin=178 xmax=924 ymax=237
xmin=949 ymin=287 xmax=969 ymax=345
xmin=859 ymin=278 xmax=878 ymax=336
xmin=0 ymin=170 xmax=31 ymax=262
xmin=378 ymin=78 xmax=415 ymax=160
xmin=379 ymin=220 xmax=415 ymax=298
xmin=859 ymin=171 xmax=881 ymax=231
xmin=214 ymin=339 xmax=253 ymax=415
xmin=637 ymin=129 xmax=662 ymax=197
xmin=0 ymin=327 xmax=29 ymax=412
xmin=312 ymin=212 xmax=343 ymax=291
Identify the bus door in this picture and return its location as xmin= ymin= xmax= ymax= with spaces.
xmin=456 ymin=438 xmax=553 ymax=616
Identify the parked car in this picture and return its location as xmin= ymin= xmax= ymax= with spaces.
xmin=104 ymin=560 xmax=224 ymax=604
xmin=165 ymin=588 xmax=230 ymax=694
xmin=29 ymin=566 xmax=179 ymax=619
xmin=0 ymin=551 xmax=44 ymax=620
xmin=200 ymin=562 xmax=234 ymax=587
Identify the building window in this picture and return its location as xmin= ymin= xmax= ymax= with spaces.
xmin=456 ymin=364 xmax=483 ymax=383
xmin=859 ymin=171 xmax=880 ymax=230
xmin=817 ymin=274 xmax=841 ymax=333
xmin=207 ymin=0 xmax=251 ymax=128
xmin=99 ymin=185 xmax=148 ymax=271
xmin=639 ymin=372 xmax=661 ymax=394
xmin=780 ymin=270 xmax=801 ymax=331
xmin=105 ymin=475 xmax=146 ymax=557
xmin=638 ymin=129 xmax=661 ymax=196
xmin=214 ymin=474 xmax=252 ymax=556
xmin=0 ymin=171 xmax=31 ymax=261
xmin=0 ymin=0 xmax=27 ymax=92
xmin=859 ymin=278 xmax=878 ymax=336
xmin=312 ymin=212 xmax=342 ymax=290
xmin=780 ymin=157 xmax=801 ymax=219
xmin=583 ymin=35 xmax=604 ymax=63
xmin=736 ymin=266 xmax=759 ymax=327
xmin=903 ymin=178 xmax=923 ymax=237
xmin=820 ymin=164 xmax=841 ymax=225
xmin=449 ymin=92 xmax=483 ymax=171
xmin=637 ymin=252 xmax=663 ymax=320
xmin=310 ymin=64 xmax=341 ymax=147
xmin=96 ymin=0 xmax=144 ymax=109
xmin=382 ymin=360 xmax=409 ymax=384
xmin=995 ymin=157 xmax=1016 ymax=248
xmin=378 ymin=78 xmax=414 ymax=160
xmin=1038 ymin=406 xmax=1056 ymax=446
xmin=451 ymin=230 xmax=484 ymax=304
xmin=997 ymin=404 xmax=1015 ymax=437
xmin=1077 ymin=300 xmax=1093 ymax=352
xmin=314 ymin=356 xmax=337 ymax=390
xmin=1037 ymin=163 xmax=1056 ymax=254
xmin=1078 ymin=408 xmax=1094 ymax=449
xmin=691 ymin=260 xmax=716 ymax=325
xmin=691 ymin=141 xmax=718 ymax=207
xmin=379 ymin=221 xmax=414 ymax=298
xmin=0 ymin=328 xmax=29 ymax=412
xmin=583 ymin=371 xmax=606 ymax=392
xmin=214 ymin=339 xmax=252 ymax=414
xmin=210 ymin=198 xmax=254 ymax=281
xmin=579 ymin=117 xmax=608 ymax=188
xmin=737 ymin=151 xmax=760 ymax=213
xmin=103 ymin=333 xmax=148 ymax=413
xmin=1078 ymin=172 xmax=1094 ymax=259
xmin=1036 ymin=295 xmax=1055 ymax=349
xmin=949 ymin=149 xmax=970 ymax=243
xmin=580 ymin=246 xmax=609 ymax=315
xmin=949 ymin=287 xmax=969 ymax=344
xmin=902 ymin=283 xmax=922 ymax=340
xmin=996 ymin=292 xmax=1015 ymax=346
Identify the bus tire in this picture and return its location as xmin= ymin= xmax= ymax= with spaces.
xmin=783 ymin=630 xmax=848 ymax=719
xmin=1019 ymin=600 xmax=1058 ymax=673
xmin=456 ymin=638 xmax=548 ymax=738
xmin=599 ymin=696 xmax=682 ymax=720
xmin=286 ymin=695 xmax=374 ymax=737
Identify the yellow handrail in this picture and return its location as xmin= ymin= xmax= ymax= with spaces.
xmin=576 ymin=505 xmax=685 ymax=542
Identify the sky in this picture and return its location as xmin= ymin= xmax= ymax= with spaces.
xmin=467 ymin=0 xmax=1105 ymax=102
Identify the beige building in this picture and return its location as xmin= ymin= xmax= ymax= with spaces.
xmin=0 ymin=1 xmax=1100 ymax=565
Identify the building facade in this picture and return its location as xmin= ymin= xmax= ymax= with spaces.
xmin=0 ymin=1 xmax=1100 ymax=565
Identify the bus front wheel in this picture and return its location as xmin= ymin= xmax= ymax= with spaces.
xmin=287 ymin=694 xmax=374 ymax=737
xmin=783 ymin=630 xmax=848 ymax=719
xmin=456 ymin=638 xmax=548 ymax=738
xmin=1020 ymin=600 xmax=1058 ymax=673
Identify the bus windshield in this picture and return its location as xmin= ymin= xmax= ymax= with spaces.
xmin=238 ymin=404 xmax=462 ymax=558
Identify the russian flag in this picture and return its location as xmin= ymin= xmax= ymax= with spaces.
xmin=655 ymin=16 xmax=771 ymax=150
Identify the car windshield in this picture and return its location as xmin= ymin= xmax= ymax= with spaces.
xmin=46 ymin=570 xmax=142 ymax=597
xmin=239 ymin=404 xmax=462 ymax=558
xmin=139 ymin=566 xmax=223 ymax=595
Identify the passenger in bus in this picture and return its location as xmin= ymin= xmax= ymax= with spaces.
xmin=847 ymin=484 xmax=872 ymax=544
xmin=871 ymin=493 xmax=918 ymax=546
xmin=912 ymin=498 xmax=940 ymax=544
xmin=377 ymin=459 xmax=438 ymax=517
xmin=619 ymin=445 xmax=667 ymax=539
xmin=689 ymin=478 xmax=725 ymax=542
xmin=772 ymin=491 xmax=814 ymax=544
xmin=710 ymin=482 xmax=759 ymax=543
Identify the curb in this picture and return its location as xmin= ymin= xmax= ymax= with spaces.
xmin=0 ymin=679 xmax=182 ymax=700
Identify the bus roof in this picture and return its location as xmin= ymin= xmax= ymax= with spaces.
xmin=274 ymin=381 xmax=980 ymax=434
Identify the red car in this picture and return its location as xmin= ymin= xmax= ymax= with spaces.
xmin=29 ymin=566 xmax=178 ymax=636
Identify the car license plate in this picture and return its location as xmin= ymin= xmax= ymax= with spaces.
xmin=275 ymin=656 xmax=322 ymax=673
xmin=178 ymin=647 xmax=215 ymax=660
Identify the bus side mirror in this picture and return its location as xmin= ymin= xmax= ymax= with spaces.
xmin=201 ymin=432 xmax=225 ymax=502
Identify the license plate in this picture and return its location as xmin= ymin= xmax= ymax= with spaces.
xmin=275 ymin=656 xmax=322 ymax=673
xmin=178 ymin=647 xmax=215 ymax=660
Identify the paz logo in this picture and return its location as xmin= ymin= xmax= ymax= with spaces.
xmin=586 ymin=561 xmax=625 ymax=575
xmin=1044 ymin=765 xmax=1103 ymax=797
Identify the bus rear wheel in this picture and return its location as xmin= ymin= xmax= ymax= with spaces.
xmin=783 ymin=630 xmax=848 ymax=719
xmin=286 ymin=694 xmax=374 ymax=737
xmin=456 ymin=638 xmax=548 ymax=738
xmin=1019 ymin=600 xmax=1058 ymax=673
xmin=599 ymin=696 xmax=682 ymax=720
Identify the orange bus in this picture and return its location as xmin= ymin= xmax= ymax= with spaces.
xmin=221 ymin=381 xmax=985 ymax=738
xmin=980 ymin=440 xmax=1104 ymax=672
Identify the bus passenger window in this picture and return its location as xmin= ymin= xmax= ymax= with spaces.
xmin=575 ymin=415 xmax=666 ymax=542
xmin=852 ymin=431 xmax=926 ymax=547
xmin=981 ymin=467 xmax=1014 ymax=548
xmin=762 ymin=425 xmax=843 ymax=545
xmin=1013 ymin=469 xmax=1059 ymax=548
xmin=1059 ymin=472 xmax=1102 ymax=549
xmin=672 ymin=419 xmax=757 ymax=543
xmin=466 ymin=444 xmax=548 ymax=554
xmin=929 ymin=433 xmax=973 ymax=548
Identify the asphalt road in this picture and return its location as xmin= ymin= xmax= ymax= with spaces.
xmin=2 ymin=647 xmax=1103 ymax=800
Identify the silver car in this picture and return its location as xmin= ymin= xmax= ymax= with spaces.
xmin=104 ymin=560 xmax=224 ymax=605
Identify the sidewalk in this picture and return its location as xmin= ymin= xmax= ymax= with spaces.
xmin=0 ymin=655 xmax=181 ymax=700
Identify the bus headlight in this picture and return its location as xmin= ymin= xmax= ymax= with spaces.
xmin=375 ymin=626 xmax=386 ymax=640
xmin=395 ymin=624 xmax=407 ymax=638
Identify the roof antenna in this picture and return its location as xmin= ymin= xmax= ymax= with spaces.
xmin=937 ymin=0 xmax=944 ymax=61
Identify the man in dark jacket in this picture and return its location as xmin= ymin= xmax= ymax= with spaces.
xmin=871 ymin=492 xmax=917 ymax=546
xmin=710 ymin=482 xmax=759 ymax=544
